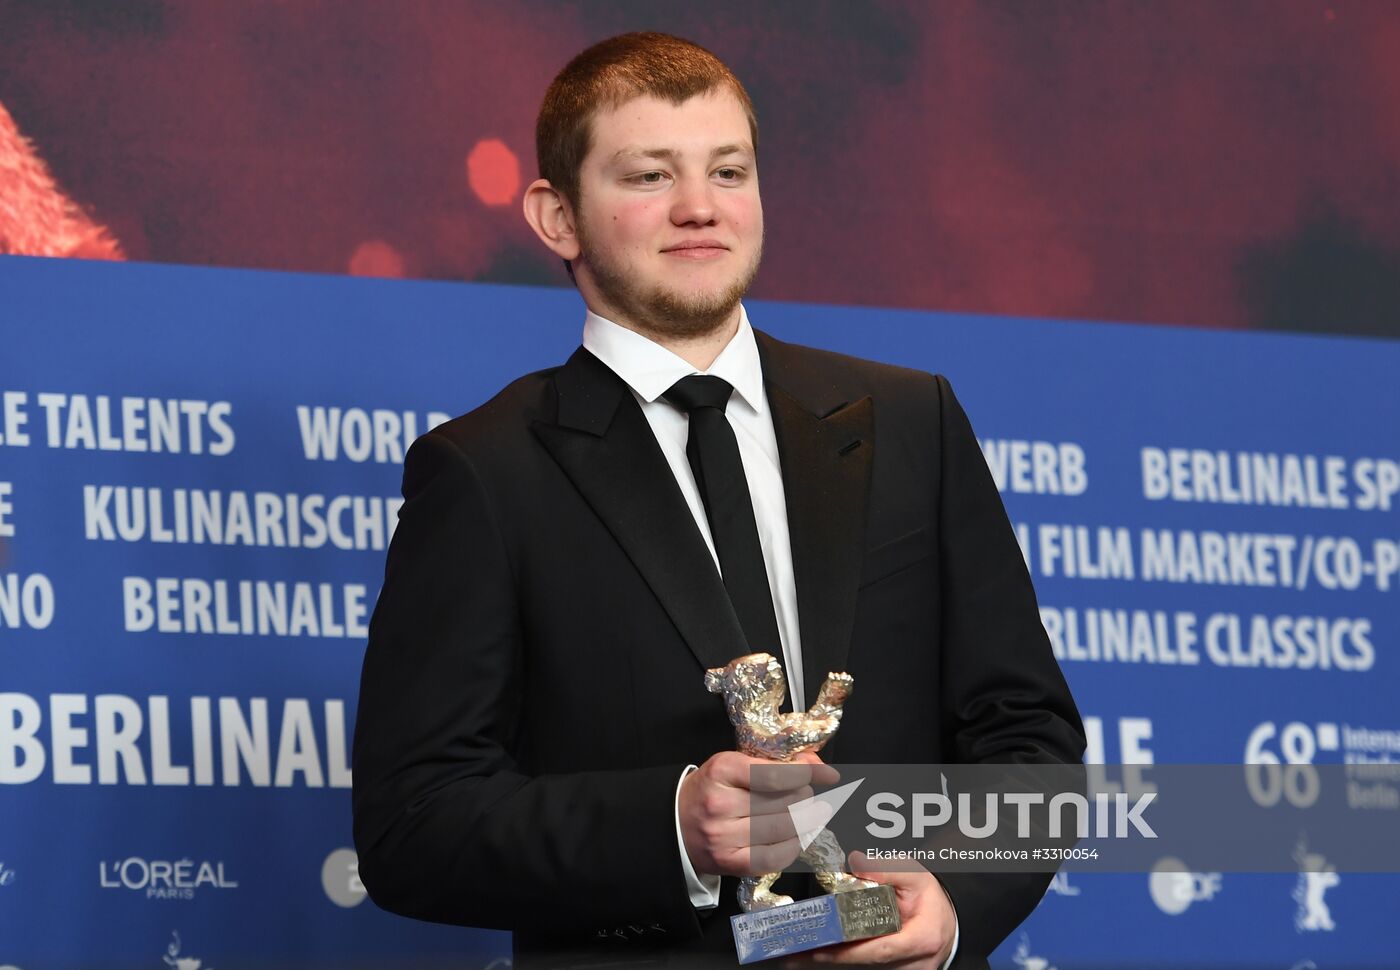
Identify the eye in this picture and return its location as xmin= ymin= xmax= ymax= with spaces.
xmin=715 ymin=167 xmax=742 ymax=181
xmin=627 ymin=170 xmax=668 ymax=185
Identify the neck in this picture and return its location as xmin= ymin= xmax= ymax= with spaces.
xmin=592 ymin=304 xmax=742 ymax=371
xmin=652 ymin=315 xmax=741 ymax=371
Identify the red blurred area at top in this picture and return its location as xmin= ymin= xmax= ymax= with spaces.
xmin=0 ymin=100 xmax=123 ymax=260
xmin=466 ymin=139 xmax=521 ymax=208
xmin=2 ymin=1 xmax=1397 ymax=335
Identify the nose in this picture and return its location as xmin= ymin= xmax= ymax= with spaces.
xmin=669 ymin=174 xmax=716 ymax=227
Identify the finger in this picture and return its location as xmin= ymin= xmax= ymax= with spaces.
xmin=715 ymin=838 xmax=794 ymax=877
xmin=747 ymin=808 xmax=800 ymax=846
xmin=795 ymin=751 xmax=841 ymax=786
xmin=749 ymin=760 xmax=817 ymax=793
xmin=710 ymin=752 xmax=767 ymax=788
xmin=710 ymin=820 xmax=806 ymax=876
xmin=749 ymin=835 xmax=802 ymax=874
xmin=709 ymin=847 xmax=755 ymax=878
xmin=711 ymin=831 xmax=767 ymax=877
xmin=689 ymin=777 xmax=751 ymax=822
xmin=749 ymin=757 xmax=841 ymax=792
xmin=716 ymin=753 xmax=810 ymax=791
xmin=751 ymin=785 xmax=815 ymax=816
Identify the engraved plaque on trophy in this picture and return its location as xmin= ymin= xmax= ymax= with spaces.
xmin=704 ymin=653 xmax=901 ymax=964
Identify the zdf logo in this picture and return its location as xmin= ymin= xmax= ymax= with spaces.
xmin=322 ymin=848 xmax=367 ymax=908
xmin=1148 ymin=856 xmax=1222 ymax=915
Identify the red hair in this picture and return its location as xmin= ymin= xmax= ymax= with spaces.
xmin=535 ymin=32 xmax=757 ymax=206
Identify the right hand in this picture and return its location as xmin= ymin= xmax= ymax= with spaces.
xmin=678 ymin=750 xmax=840 ymax=877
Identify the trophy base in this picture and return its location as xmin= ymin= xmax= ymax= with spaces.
xmin=730 ymin=884 xmax=901 ymax=964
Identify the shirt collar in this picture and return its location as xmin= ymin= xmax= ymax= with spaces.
xmin=581 ymin=305 xmax=766 ymax=415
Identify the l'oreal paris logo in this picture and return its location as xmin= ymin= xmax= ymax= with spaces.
xmin=99 ymin=858 xmax=238 ymax=899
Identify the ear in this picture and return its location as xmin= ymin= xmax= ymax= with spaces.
xmin=522 ymin=178 xmax=581 ymax=261
xmin=704 ymin=668 xmax=724 ymax=693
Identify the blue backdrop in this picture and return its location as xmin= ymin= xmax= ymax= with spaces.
xmin=1 ymin=256 xmax=1396 ymax=968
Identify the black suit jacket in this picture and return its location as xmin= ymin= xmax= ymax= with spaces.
xmin=352 ymin=330 xmax=1085 ymax=969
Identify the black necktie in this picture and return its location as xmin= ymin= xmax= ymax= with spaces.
xmin=663 ymin=375 xmax=783 ymax=658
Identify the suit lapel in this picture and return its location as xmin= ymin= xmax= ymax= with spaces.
xmin=757 ymin=332 xmax=875 ymax=712
xmin=532 ymin=347 xmax=748 ymax=673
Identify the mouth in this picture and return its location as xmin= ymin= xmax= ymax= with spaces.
xmin=661 ymin=240 xmax=729 ymax=260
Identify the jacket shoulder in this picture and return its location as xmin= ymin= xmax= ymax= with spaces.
xmin=419 ymin=365 xmax=559 ymax=458
xmin=758 ymin=331 xmax=943 ymax=411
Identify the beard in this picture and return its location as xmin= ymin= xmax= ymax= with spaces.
xmin=575 ymin=221 xmax=763 ymax=340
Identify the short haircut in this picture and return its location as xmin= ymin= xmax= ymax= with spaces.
xmin=535 ymin=32 xmax=758 ymax=207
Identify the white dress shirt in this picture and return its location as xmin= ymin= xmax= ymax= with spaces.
xmin=582 ymin=306 xmax=806 ymax=709
xmin=580 ymin=307 xmax=958 ymax=966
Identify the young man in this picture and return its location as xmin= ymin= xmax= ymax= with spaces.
xmin=353 ymin=32 xmax=1084 ymax=970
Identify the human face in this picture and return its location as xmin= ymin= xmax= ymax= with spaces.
xmin=572 ymin=90 xmax=762 ymax=340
